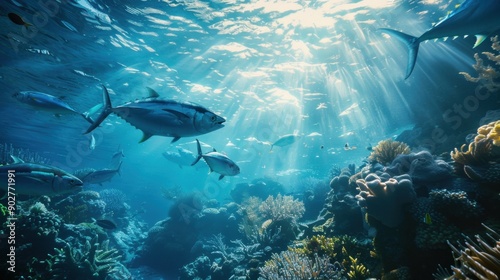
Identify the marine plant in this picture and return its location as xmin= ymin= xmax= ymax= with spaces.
xmin=367 ymin=139 xmax=411 ymax=166
xmin=259 ymin=194 xmax=305 ymax=222
xmin=0 ymin=142 xmax=51 ymax=165
xmin=460 ymin=35 xmax=500 ymax=93
xmin=441 ymin=224 xmax=500 ymax=280
xmin=47 ymin=235 xmax=131 ymax=279
xmin=0 ymin=202 xmax=8 ymax=216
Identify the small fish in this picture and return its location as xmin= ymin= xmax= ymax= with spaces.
xmin=110 ymin=146 xmax=125 ymax=169
xmin=89 ymin=134 xmax=96 ymax=150
xmin=95 ymin=219 xmax=117 ymax=230
xmin=366 ymin=143 xmax=373 ymax=151
xmin=191 ymin=139 xmax=240 ymax=180
xmin=13 ymin=91 xmax=93 ymax=124
xmin=8 ymin=13 xmax=31 ymax=27
xmin=423 ymin=213 xmax=432 ymax=225
xmin=270 ymin=134 xmax=301 ymax=151
xmin=85 ymin=85 xmax=225 ymax=143
xmin=344 ymin=143 xmax=357 ymax=151
xmin=379 ymin=0 xmax=500 ymax=79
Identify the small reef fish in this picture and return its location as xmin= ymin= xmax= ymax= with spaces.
xmin=191 ymin=139 xmax=240 ymax=180
xmin=344 ymin=143 xmax=357 ymax=151
xmin=85 ymin=85 xmax=225 ymax=143
xmin=95 ymin=219 xmax=117 ymax=230
xmin=0 ymin=156 xmax=82 ymax=196
xmin=8 ymin=13 xmax=31 ymax=27
xmin=89 ymin=134 xmax=96 ymax=150
xmin=423 ymin=213 xmax=432 ymax=225
xmin=379 ymin=0 xmax=500 ymax=79
xmin=110 ymin=146 xmax=124 ymax=169
xmin=366 ymin=143 xmax=373 ymax=151
xmin=163 ymin=147 xmax=197 ymax=169
xmin=12 ymin=91 xmax=93 ymax=124
xmin=76 ymin=162 xmax=122 ymax=185
xmin=270 ymin=134 xmax=301 ymax=151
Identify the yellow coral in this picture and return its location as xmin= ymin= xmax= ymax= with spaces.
xmin=368 ymin=139 xmax=411 ymax=166
xmin=475 ymin=120 xmax=500 ymax=146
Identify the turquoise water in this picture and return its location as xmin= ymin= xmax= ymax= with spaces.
xmin=1 ymin=0 xmax=500 ymax=279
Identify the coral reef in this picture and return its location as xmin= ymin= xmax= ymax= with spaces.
xmin=451 ymin=120 xmax=500 ymax=184
xmin=443 ymin=224 xmax=500 ymax=279
xmin=355 ymin=173 xmax=415 ymax=228
xmin=48 ymin=235 xmax=131 ymax=279
xmin=459 ymin=35 xmax=500 ymax=93
xmin=259 ymin=250 xmax=343 ymax=279
xmin=367 ymin=139 xmax=411 ymax=166
xmin=55 ymin=191 xmax=106 ymax=224
xmin=385 ymin=151 xmax=453 ymax=184
xmin=0 ymin=142 xmax=51 ymax=165
xmin=430 ymin=189 xmax=484 ymax=224
xmin=99 ymin=188 xmax=129 ymax=217
xmin=258 ymin=194 xmax=305 ymax=222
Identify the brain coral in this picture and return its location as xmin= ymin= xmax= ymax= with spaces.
xmin=355 ymin=173 xmax=415 ymax=228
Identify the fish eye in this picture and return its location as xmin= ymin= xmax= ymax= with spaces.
xmin=211 ymin=116 xmax=216 ymax=121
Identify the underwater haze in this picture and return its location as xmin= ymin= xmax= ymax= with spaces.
xmin=1 ymin=0 xmax=500 ymax=279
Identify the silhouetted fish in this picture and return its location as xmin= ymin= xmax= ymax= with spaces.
xmin=95 ymin=219 xmax=117 ymax=230
xmin=8 ymin=13 xmax=31 ymax=27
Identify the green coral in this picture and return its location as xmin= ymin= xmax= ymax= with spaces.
xmin=47 ymin=235 xmax=131 ymax=279
xmin=0 ymin=203 xmax=7 ymax=216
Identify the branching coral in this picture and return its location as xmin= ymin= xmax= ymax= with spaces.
xmin=368 ymin=139 xmax=411 ymax=166
xmin=259 ymin=194 xmax=305 ymax=222
xmin=48 ymin=235 xmax=130 ymax=279
xmin=259 ymin=251 xmax=342 ymax=279
xmin=356 ymin=173 xmax=415 ymax=228
xmin=459 ymin=36 xmax=500 ymax=93
xmin=444 ymin=224 xmax=500 ymax=280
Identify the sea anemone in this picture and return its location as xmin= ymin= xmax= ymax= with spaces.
xmin=368 ymin=139 xmax=411 ymax=166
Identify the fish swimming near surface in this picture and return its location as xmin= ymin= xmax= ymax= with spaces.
xmin=379 ymin=0 xmax=500 ymax=79
xmin=0 ymin=156 xmax=83 ymax=197
xmin=85 ymin=85 xmax=225 ymax=143
xmin=270 ymin=134 xmax=301 ymax=151
xmin=163 ymin=147 xmax=198 ymax=169
xmin=8 ymin=13 xmax=31 ymax=27
xmin=12 ymin=91 xmax=94 ymax=124
xmin=74 ymin=162 xmax=122 ymax=185
xmin=191 ymin=139 xmax=240 ymax=180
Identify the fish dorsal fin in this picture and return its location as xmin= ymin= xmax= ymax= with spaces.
xmin=218 ymin=174 xmax=225 ymax=180
xmin=473 ymin=35 xmax=488 ymax=48
xmin=162 ymin=109 xmax=189 ymax=119
xmin=212 ymin=148 xmax=217 ymax=152
xmin=10 ymin=155 xmax=24 ymax=164
xmin=171 ymin=137 xmax=181 ymax=143
xmin=139 ymin=131 xmax=153 ymax=143
xmin=146 ymin=87 xmax=160 ymax=98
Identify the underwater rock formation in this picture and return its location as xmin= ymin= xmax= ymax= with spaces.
xmin=385 ymin=150 xmax=453 ymax=184
xmin=356 ymin=173 xmax=415 ymax=228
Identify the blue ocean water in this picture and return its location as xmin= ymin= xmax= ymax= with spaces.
xmin=1 ymin=0 xmax=500 ymax=279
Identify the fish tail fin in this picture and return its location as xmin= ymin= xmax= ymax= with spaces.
xmin=116 ymin=161 xmax=122 ymax=176
xmin=81 ymin=113 xmax=95 ymax=124
xmin=84 ymin=85 xmax=113 ymax=134
xmin=191 ymin=139 xmax=203 ymax=166
xmin=378 ymin=28 xmax=419 ymax=79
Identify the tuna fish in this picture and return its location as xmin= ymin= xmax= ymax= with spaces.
xmin=0 ymin=156 xmax=83 ymax=196
xmin=12 ymin=91 xmax=93 ymax=123
xmin=76 ymin=162 xmax=122 ymax=186
xmin=163 ymin=147 xmax=198 ymax=169
xmin=379 ymin=0 xmax=500 ymax=79
xmin=191 ymin=139 xmax=240 ymax=180
xmin=85 ymin=85 xmax=225 ymax=143
xmin=270 ymin=134 xmax=301 ymax=151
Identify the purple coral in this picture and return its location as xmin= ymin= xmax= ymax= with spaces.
xmin=356 ymin=173 xmax=416 ymax=228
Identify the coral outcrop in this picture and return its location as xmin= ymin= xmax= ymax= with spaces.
xmin=355 ymin=173 xmax=415 ymax=228
xmin=368 ymin=139 xmax=411 ymax=166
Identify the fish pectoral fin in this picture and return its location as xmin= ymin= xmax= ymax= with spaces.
xmin=162 ymin=109 xmax=190 ymax=119
xmin=218 ymin=174 xmax=225 ymax=180
xmin=139 ymin=132 xmax=153 ymax=143
xmin=171 ymin=137 xmax=181 ymax=143
xmin=473 ymin=34 xmax=488 ymax=48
